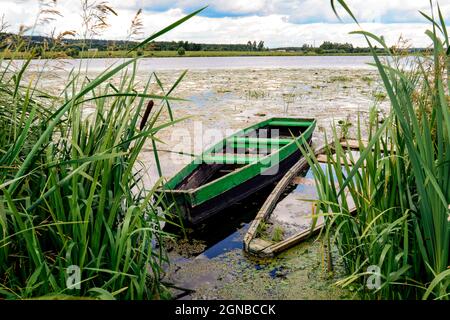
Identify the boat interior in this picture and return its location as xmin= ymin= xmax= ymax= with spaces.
xmin=175 ymin=121 xmax=312 ymax=191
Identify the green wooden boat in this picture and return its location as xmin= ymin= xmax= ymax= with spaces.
xmin=158 ymin=117 xmax=316 ymax=226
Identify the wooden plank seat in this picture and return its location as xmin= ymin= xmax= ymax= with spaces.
xmin=269 ymin=120 xmax=313 ymax=127
xmin=227 ymin=137 xmax=293 ymax=148
xmin=202 ymin=153 xmax=262 ymax=164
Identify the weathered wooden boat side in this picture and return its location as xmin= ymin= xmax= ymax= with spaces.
xmin=159 ymin=117 xmax=316 ymax=226
xmin=243 ymin=139 xmax=362 ymax=257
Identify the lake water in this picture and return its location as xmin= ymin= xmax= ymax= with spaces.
xmin=17 ymin=55 xmax=379 ymax=72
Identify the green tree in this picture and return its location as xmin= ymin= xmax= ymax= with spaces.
xmin=136 ymin=48 xmax=144 ymax=56
xmin=177 ymin=46 xmax=186 ymax=56
xmin=257 ymin=41 xmax=265 ymax=51
xmin=65 ymin=47 xmax=80 ymax=57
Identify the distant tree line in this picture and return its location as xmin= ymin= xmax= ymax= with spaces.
xmin=246 ymin=41 xmax=266 ymax=51
xmin=274 ymin=41 xmax=427 ymax=55
xmin=0 ymin=33 xmax=267 ymax=54
xmin=276 ymin=42 xmax=381 ymax=54
xmin=145 ymin=40 xmax=266 ymax=52
xmin=0 ymin=32 xmax=427 ymax=57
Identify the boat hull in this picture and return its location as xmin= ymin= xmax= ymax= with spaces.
xmin=176 ymin=138 xmax=311 ymax=226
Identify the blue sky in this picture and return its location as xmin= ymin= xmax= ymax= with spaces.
xmin=1 ymin=0 xmax=448 ymax=47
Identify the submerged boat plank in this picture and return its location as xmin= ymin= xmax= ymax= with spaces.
xmin=243 ymin=152 xmax=315 ymax=248
xmin=247 ymin=238 xmax=274 ymax=254
xmin=266 ymin=222 xmax=324 ymax=255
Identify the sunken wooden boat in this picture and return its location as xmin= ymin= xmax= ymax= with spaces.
xmin=243 ymin=139 xmax=362 ymax=257
xmin=159 ymin=118 xmax=316 ymax=226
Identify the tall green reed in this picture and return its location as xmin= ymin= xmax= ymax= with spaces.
xmin=303 ymin=1 xmax=449 ymax=299
xmin=0 ymin=7 xmax=204 ymax=299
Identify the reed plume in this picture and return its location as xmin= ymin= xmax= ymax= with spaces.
xmin=0 ymin=14 xmax=10 ymax=33
xmin=80 ymin=0 xmax=117 ymax=40
xmin=128 ymin=8 xmax=144 ymax=41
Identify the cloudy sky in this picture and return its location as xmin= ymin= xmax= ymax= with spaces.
xmin=1 ymin=0 xmax=448 ymax=48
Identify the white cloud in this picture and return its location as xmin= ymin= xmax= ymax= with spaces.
xmin=115 ymin=0 xmax=449 ymax=23
xmin=0 ymin=0 xmax=445 ymax=47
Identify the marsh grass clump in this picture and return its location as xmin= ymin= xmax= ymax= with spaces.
xmin=329 ymin=75 xmax=352 ymax=83
xmin=282 ymin=90 xmax=297 ymax=113
xmin=256 ymin=220 xmax=269 ymax=238
xmin=301 ymin=1 xmax=450 ymax=300
xmin=372 ymin=91 xmax=387 ymax=101
xmin=361 ymin=75 xmax=374 ymax=84
xmin=271 ymin=225 xmax=284 ymax=242
xmin=246 ymin=89 xmax=269 ymax=100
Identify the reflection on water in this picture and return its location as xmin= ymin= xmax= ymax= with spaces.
xmin=198 ymin=224 xmax=249 ymax=259
xmin=171 ymin=183 xmax=276 ymax=260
